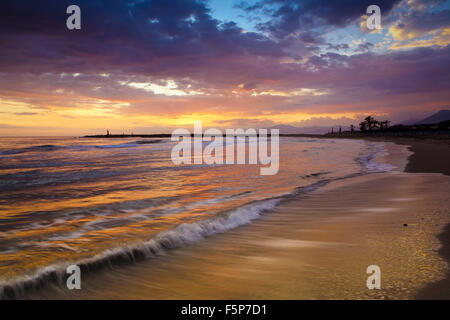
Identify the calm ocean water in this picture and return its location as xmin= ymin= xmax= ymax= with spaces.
xmin=0 ymin=136 xmax=396 ymax=297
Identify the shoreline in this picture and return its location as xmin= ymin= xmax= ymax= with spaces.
xmin=360 ymin=137 xmax=450 ymax=299
xmin=32 ymin=172 xmax=448 ymax=299
xmin=393 ymin=137 xmax=450 ymax=299
xmin=376 ymin=137 xmax=450 ymax=299
xmin=2 ymin=137 xmax=448 ymax=299
xmin=364 ymin=137 xmax=450 ymax=176
xmin=17 ymin=138 xmax=449 ymax=300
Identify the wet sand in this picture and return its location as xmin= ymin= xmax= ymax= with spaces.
xmin=371 ymin=137 xmax=450 ymax=176
xmin=27 ymin=140 xmax=450 ymax=299
xmin=401 ymin=138 xmax=450 ymax=299
xmin=383 ymin=138 xmax=450 ymax=299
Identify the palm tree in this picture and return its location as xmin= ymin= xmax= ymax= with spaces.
xmin=364 ymin=116 xmax=376 ymax=132
xmin=374 ymin=120 xmax=381 ymax=130
xmin=359 ymin=116 xmax=391 ymax=134
xmin=359 ymin=121 xmax=367 ymax=132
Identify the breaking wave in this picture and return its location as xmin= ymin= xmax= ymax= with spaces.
xmin=357 ymin=143 xmax=397 ymax=173
xmin=0 ymin=138 xmax=397 ymax=299
xmin=0 ymin=179 xmax=331 ymax=299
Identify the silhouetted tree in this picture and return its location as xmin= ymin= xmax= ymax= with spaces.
xmin=374 ymin=120 xmax=381 ymax=131
xmin=364 ymin=116 xmax=377 ymax=132
xmin=359 ymin=116 xmax=391 ymax=134
xmin=359 ymin=121 xmax=367 ymax=132
xmin=380 ymin=120 xmax=390 ymax=130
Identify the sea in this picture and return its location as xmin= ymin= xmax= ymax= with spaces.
xmin=0 ymin=136 xmax=398 ymax=298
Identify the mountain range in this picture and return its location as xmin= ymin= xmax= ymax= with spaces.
xmin=414 ymin=110 xmax=450 ymax=124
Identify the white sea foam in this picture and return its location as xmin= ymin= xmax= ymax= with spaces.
xmin=0 ymin=137 xmax=397 ymax=298
xmin=357 ymin=142 xmax=397 ymax=173
xmin=0 ymin=197 xmax=281 ymax=298
xmin=0 ymin=178 xmax=334 ymax=299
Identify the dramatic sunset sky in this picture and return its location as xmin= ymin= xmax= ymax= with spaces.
xmin=0 ymin=0 xmax=449 ymax=135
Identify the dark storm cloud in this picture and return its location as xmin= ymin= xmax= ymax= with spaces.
xmin=0 ymin=0 xmax=284 ymax=75
xmin=238 ymin=0 xmax=402 ymax=37
xmin=393 ymin=8 xmax=450 ymax=33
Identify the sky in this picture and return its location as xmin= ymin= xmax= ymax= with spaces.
xmin=0 ymin=0 xmax=449 ymax=135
